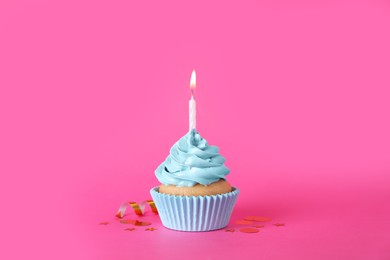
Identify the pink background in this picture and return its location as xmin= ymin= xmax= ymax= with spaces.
xmin=1 ymin=0 xmax=390 ymax=259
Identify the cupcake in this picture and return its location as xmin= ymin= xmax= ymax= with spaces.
xmin=150 ymin=129 xmax=239 ymax=231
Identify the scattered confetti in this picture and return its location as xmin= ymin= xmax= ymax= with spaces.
xmin=239 ymin=227 xmax=260 ymax=233
xmin=120 ymin=219 xmax=135 ymax=225
xmin=98 ymin=222 xmax=109 ymax=225
xmin=145 ymin=227 xmax=157 ymax=231
xmin=124 ymin=228 xmax=136 ymax=231
xmin=225 ymin=228 xmax=235 ymax=232
xmin=120 ymin=219 xmax=152 ymax=226
xmin=134 ymin=221 xmax=151 ymax=226
xmin=253 ymin=225 xmax=264 ymax=228
xmin=273 ymin=223 xmax=285 ymax=227
xmin=244 ymin=216 xmax=272 ymax=222
xmin=235 ymin=220 xmax=254 ymax=225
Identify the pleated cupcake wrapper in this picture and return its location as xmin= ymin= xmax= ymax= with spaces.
xmin=150 ymin=187 xmax=239 ymax=232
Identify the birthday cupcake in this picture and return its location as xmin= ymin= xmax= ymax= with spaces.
xmin=151 ymin=129 xmax=239 ymax=231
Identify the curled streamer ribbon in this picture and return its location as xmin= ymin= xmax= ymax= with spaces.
xmin=116 ymin=200 xmax=158 ymax=218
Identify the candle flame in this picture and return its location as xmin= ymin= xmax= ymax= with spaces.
xmin=190 ymin=70 xmax=196 ymax=90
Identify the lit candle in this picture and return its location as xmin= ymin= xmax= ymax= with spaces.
xmin=189 ymin=70 xmax=196 ymax=130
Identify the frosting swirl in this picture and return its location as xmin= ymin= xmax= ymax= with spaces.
xmin=155 ymin=129 xmax=230 ymax=187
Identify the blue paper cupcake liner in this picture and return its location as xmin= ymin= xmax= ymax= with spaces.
xmin=150 ymin=187 xmax=239 ymax=232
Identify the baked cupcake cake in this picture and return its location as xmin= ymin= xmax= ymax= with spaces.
xmin=151 ymin=129 xmax=239 ymax=231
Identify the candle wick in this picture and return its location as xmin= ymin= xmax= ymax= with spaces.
xmin=191 ymin=89 xmax=194 ymax=98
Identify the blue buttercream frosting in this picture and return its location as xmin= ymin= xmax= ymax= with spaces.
xmin=155 ymin=129 xmax=230 ymax=187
